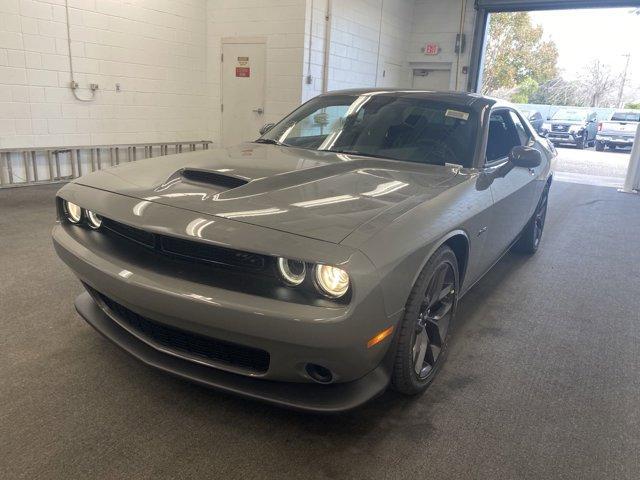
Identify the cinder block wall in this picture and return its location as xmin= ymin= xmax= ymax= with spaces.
xmin=301 ymin=0 xmax=415 ymax=101
xmin=205 ymin=0 xmax=308 ymax=142
xmin=1 ymin=0 xmax=476 ymax=150
xmin=0 ymin=0 xmax=208 ymax=149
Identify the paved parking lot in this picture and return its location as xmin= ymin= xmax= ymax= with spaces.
xmin=553 ymin=145 xmax=631 ymax=187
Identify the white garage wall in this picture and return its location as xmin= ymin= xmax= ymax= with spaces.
xmin=408 ymin=0 xmax=476 ymax=91
xmin=206 ymin=0 xmax=307 ymax=142
xmin=0 ymin=0 xmax=208 ymax=149
xmin=301 ymin=0 xmax=415 ymax=101
xmin=1 ymin=0 xmax=478 ymax=151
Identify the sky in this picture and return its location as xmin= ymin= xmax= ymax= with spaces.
xmin=529 ymin=8 xmax=640 ymax=93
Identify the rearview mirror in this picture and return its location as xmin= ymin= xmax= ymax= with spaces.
xmin=259 ymin=123 xmax=275 ymax=135
xmin=509 ymin=146 xmax=542 ymax=169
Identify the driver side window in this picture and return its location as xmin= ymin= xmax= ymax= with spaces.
xmin=486 ymin=110 xmax=523 ymax=163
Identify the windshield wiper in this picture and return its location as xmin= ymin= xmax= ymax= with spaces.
xmin=320 ymin=149 xmax=388 ymax=160
xmin=254 ymin=138 xmax=287 ymax=146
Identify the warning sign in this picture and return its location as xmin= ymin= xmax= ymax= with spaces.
xmin=236 ymin=67 xmax=250 ymax=77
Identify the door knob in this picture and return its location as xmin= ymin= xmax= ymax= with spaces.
xmin=252 ymin=107 xmax=264 ymax=114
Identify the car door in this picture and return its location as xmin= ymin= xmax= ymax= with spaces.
xmin=481 ymin=109 xmax=539 ymax=266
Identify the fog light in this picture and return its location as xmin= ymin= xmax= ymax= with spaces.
xmin=277 ymin=257 xmax=306 ymax=286
xmin=86 ymin=210 xmax=102 ymax=229
xmin=305 ymin=363 xmax=333 ymax=383
xmin=64 ymin=201 xmax=82 ymax=224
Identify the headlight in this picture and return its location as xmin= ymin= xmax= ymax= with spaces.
xmin=542 ymin=123 xmax=551 ymax=131
xmin=86 ymin=210 xmax=102 ymax=229
xmin=64 ymin=201 xmax=82 ymax=224
xmin=277 ymin=257 xmax=306 ymax=286
xmin=569 ymin=125 xmax=581 ymax=134
xmin=315 ymin=264 xmax=350 ymax=298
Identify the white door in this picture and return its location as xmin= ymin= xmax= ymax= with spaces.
xmin=380 ymin=62 xmax=410 ymax=88
xmin=412 ymin=69 xmax=451 ymax=91
xmin=221 ymin=41 xmax=266 ymax=147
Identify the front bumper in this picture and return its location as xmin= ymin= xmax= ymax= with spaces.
xmin=52 ymin=184 xmax=402 ymax=411
xmin=596 ymin=135 xmax=634 ymax=146
xmin=545 ymin=132 xmax=583 ymax=145
xmin=75 ymin=291 xmax=392 ymax=412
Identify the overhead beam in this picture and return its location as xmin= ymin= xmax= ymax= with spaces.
xmin=476 ymin=0 xmax=640 ymax=12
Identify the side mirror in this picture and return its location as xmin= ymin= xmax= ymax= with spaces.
xmin=510 ymin=145 xmax=542 ymax=169
xmin=259 ymin=123 xmax=275 ymax=135
xmin=547 ymin=116 xmax=551 ymax=121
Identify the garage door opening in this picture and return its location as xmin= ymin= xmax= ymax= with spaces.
xmin=472 ymin=2 xmax=640 ymax=188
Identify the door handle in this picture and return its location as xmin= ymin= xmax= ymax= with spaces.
xmin=252 ymin=107 xmax=264 ymax=114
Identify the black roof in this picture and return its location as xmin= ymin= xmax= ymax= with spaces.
xmin=320 ymin=88 xmax=498 ymax=111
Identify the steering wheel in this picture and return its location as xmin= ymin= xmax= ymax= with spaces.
xmin=415 ymin=139 xmax=458 ymax=164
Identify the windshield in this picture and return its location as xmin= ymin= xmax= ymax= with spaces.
xmin=259 ymin=94 xmax=478 ymax=167
xmin=611 ymin=112 xmax=640 ymax=122
xmin=552 ymin=109 xmax=587 ymax=122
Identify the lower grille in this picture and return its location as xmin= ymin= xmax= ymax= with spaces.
xmin=89 ymin=288 xmax=270 ymax=374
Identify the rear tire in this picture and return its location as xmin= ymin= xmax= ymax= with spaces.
xmin=595 ymin=141 xmax=605 ymax=152
xmin=514 ymin=188 xmax=549 ymax=255
xmin=391 ymin=246 xmax=459 ymax=395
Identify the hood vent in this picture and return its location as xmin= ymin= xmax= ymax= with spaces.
xmin=180 ymin=168 xmax=249 ymax=189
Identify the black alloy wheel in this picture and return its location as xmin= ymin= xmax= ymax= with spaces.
xmin=514 ymin=188 xmax=549 ymax=254
xmin=412 ymin=263 xmax=456 ymax=379
xmin=391 ymin=246 xmax=459 ymax=395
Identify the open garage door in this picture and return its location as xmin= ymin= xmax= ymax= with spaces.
xmin=468 ymin=0 xmax=640 ymax=191
xmin=469 ymin=0 xmax=640 ymax=92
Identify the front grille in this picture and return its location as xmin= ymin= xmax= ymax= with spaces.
xmin=101 ymin=217 xmax=271 ymax=272
xmin=91 ymin=287 xmax=270 ymax=374
xmin=102 ymin=218 xmax=155 ymax=247
xmin=552 ymin=124 xmax=569 ymax=132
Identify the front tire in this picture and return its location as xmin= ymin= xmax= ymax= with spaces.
xmin=514 ymin=188 xmax=549 ymax=254
xmin=391 ymin=246 xmax=459 ymax=395
xmin=595 ymin=141 xmax=605 ymax=152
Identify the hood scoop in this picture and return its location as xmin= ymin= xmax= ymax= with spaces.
xmin=179 ymin=168 xmax=249 ymax=190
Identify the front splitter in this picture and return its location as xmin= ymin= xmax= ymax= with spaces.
xmin=74 ymin=291 xmax=391 ymax=413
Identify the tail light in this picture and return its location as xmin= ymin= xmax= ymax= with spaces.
xmin=597 ymin=122 xmax=602 ymax=131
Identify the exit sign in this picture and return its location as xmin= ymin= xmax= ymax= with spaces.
xmin=424 ymin=43 xmax=439 ymax=55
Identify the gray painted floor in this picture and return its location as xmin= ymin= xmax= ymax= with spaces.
xmin=1 ymin=181 xmax=639 ymax=479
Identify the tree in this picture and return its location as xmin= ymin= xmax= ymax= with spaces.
xmin=577 ymin=60 xmax=619 ymax=107
xmin=625 ymin=101 xmax=640 ymax=109
xmin=530 ymin=78 xmax=582 ymax=106
xmin=511 ymin=77 xmax=539 ymax=103
xmin=482 ymin=12 xmax=559 ymax=95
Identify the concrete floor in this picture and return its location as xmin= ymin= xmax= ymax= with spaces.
xmin=553 ymin=145 xmax=630 ymax=188
xmin=2 ymin=181 xmax=640 ymax=480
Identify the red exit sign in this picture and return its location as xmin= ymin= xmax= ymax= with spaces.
xmin=424 ymin=43 xmax=439 ymax=55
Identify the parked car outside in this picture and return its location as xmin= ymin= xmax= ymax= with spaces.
xmin=521 ymin=109 xmax=544 ymax=134
xmin=596 ymin=110 xmax=640 ymax=151
xmin=52 ymin=90 xmax=554 ymax=412
xmin=541 ymin=108 xmax=598 ymax=149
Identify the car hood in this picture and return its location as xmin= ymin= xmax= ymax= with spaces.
xmin=75 ymin=143 xmax=461 ymax=244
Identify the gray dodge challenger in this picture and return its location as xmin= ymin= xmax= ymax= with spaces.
xmin=53 ymin=89 xmax=554 ymax=412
